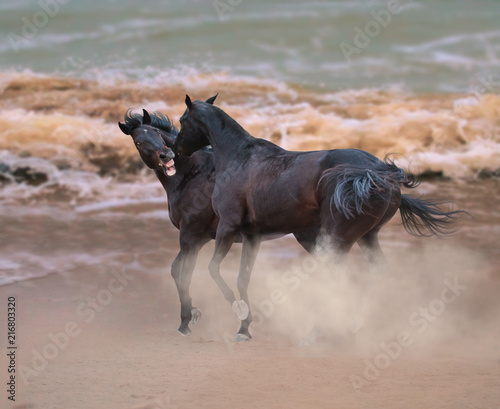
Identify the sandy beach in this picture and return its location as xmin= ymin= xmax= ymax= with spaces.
xmin=1 ymin=257 xmax=500 ymax=409
xmin=1 ymin=201 xmax=500 ymax=408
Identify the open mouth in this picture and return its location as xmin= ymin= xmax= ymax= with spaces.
xmin=160 ymin=158 xmax=176 ymax=177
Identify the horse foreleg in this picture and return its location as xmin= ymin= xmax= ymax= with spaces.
xmin=171 ymin=252 xmax=187 ymax=333
xmin=208 ymin=223 xmax=239 ymax=306
xmin=173 ymin=232 xmax=208 ymax=336
xmin=234 ymin=234 xmax=261 ymax=342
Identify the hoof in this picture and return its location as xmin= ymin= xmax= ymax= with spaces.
xmin=232 ymin=300 xmax=249 ymax=320
xmin=191 ymin=308 xmax=202 ymax=325
xmin=178 ymin=325 xmax=191 ymax=337
xmin=234 ymin=333 xmax=251 ymax=342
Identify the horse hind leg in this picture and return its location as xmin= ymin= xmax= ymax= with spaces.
xmin=358 ymin=188 xmax=401 ymax=273
xmin=318 ymin=203 xmax=362 ymax=265
xmin=350 ymin=190 xmax=401 ymax=333
xmin=316 ymin=194 xmax=392 ymax=335
xmin=293 ymin=226 xmax=321 ymax=254
xmin=358 ymin=230 xmax=387 ymax=271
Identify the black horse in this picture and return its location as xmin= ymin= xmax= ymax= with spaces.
xmin=175 ymin=94 xmax=468 ymax=339
xmin=118 ymin=109 xmax=320 ymax=338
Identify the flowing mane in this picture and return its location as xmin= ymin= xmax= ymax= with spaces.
xmin=123 ymin=109 xmax=179 ymax=135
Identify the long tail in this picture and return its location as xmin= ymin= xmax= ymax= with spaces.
xmin=399 ymin=195 xmax=467 ymax=237
xmin=320 ymin=157 xmax=413 ymax=220
xmin=320 ymin=157 xmax=469 ymax=237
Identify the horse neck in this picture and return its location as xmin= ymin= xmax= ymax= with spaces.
xmin=154 ymin=169 xmax=175 ymax=198
xmin=154 ymin=155 xmax=188 ymax=197
xmin=206 ymin=113 xmax=253 ymax=169
xmin=157 ymin=128 xmax=177 ymax=149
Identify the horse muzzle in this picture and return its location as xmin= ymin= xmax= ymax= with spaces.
xmin=159 ymin=150 xmax=176 ymax=177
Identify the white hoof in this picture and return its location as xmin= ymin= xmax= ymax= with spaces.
xmin=234 ymin=333 xmax=251 ymax=342
xmin=232 ymin=300 xmax=249 ymax=320
xmin=191 ymin=308 xmax=202 ymax=325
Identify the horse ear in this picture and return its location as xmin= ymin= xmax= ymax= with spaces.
xmin=118 ymin=122 xmax=130 ymax=135
xmin=205 ymin=93 xmax=218 ymax=105
xmin=142 ymin=109 xmax=152 ymax=125
xmin=185 ymin=94 xmax=193 ymax=110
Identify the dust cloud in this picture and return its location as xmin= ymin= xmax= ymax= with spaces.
xmin=189 ymin=237 xmax=499 ymax=366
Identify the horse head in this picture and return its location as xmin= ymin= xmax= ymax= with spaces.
xmin=175 ymin=94 xmax=218 ymax=157
xmin=118 ymin=109 xmax=177 ymax=177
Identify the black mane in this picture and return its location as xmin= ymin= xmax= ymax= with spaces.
xmin=123 ymin=109 xmax=179 ymax=135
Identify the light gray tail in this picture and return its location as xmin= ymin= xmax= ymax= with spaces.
xmin=320 ymin=158 xmax=410 ymax=220
xmin=399 ymin=195 xmax=468 ymax=237
xmin=319 ymin=158 xmax=469 ymax=236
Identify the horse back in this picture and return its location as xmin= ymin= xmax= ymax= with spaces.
xmin=228 ymin=148 xmax=387 ymax=234
xmin=236 ymin=150 xmax=328 ymax=233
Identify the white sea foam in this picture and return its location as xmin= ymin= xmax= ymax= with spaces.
xmin=395 ymin=30 xmax=500 ymax=53
xmin=0 ymin=251 xmax=127 ymax=287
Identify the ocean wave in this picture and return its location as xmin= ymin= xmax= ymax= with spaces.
xmin=413 ymin=51 xmax=500 ymax=72
xmin=0 ymin=70 xmax=499 ymax=209
xmin=394 ymin=30 xmax=500 ymax=53
xmin=0 ymin=251 xmax=104 ymax=287
xmin=0 ymin=149 xmax=163 ymax=207
xmin=0 ymin=31 xmax=105 ymax=54
xmin=0 ymin=0 xmax=34 ymax=11
xmin=0 ymin=247 xmax=147 ymax=287
xmin=411 ymin=138 xmax=500 ymax=178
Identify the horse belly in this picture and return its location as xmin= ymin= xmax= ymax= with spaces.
xmin=244 ymin=189 xmax=320 ymax=234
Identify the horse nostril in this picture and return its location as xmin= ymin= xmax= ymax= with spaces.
xmin=159 ymin=152 xmax=167 ymax=160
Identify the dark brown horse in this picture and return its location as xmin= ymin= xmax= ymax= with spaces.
xmin=174 ymin=94 xmax=467 ymax=340
xmin=119 ymin=109 xmax=320 ymax=338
